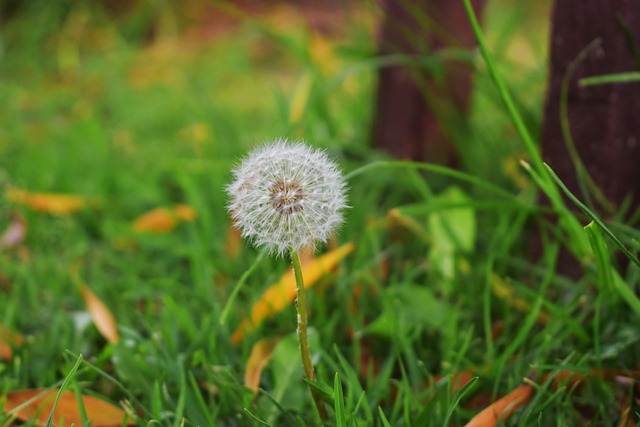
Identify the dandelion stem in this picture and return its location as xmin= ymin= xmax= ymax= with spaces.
xmin=289 ymin=248 xmax=328 ymax=422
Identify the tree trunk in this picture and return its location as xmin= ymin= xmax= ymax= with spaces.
xmin=372 ymin=0 xmax=485 ymax=163
xmin=541 ymin=0 xmax=640 ymax=218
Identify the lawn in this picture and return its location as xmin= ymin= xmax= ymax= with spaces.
xmin=1 ymin=1 xmax=639 ymax=426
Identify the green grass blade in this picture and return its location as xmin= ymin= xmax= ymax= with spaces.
xmin=545 ymin=163 xmax=640 ymax=268
xmin=219 ymin=251 xmax=265 ymax=325
xmin=378 ymin=406 xmax=392 ymax=427
xmin=610 ymin=271 xmax=640 ymax=316
xmin=72 ymin=382 xmax=90 ymax=427
xmin=173 ymin=358 xmax=187 ymax=427
xmin=243 ymin=408 xmax=272 ymax=426
xmin=520 ymin=161 xmax=590 ymax=257
xmin=585 ymin=221 xmax=640 ymax=316
xmin=346 ymin=160 xmax=516 ymax=199
xmin=579 ymin=71 xmax=640 ymax=86
xmin=334 ymin=372 xmax=347 ymax=427
xmin=188 ymin=371 xmax=216 ymax=427
xmin=461 ymin=0 xmax=547 ymax=180
xmin=584 ymin=221 xmax=614 ymax=294
xmin=45 ymin=354 xmax=83 ymax=427
xmin=443 ymin=376 xmax=478 ymax=426
xmin=65 ymin=350 xmax=151 ymax=419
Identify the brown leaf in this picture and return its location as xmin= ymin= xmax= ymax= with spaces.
xmin=0 ymin=323 xmax=24 ymax=361
xmin=244 ymin=336 xmax=282 ymax=394
xmin=231 ymin=242 xmax=355 ymax=344
xmin=2 ymin=389 xmax=135 ymax=426
xmin=80 ymin=285 xmax=119 ymax=344
xmin=6 ymin=188 xmax=87 ymax=215
xmin=619 ymin=399 xmax=635 ymax=427
xmin=465 ymin=383 xmax=534 ymax=427
xmin=0 ymin=213 xmax=26 ymax=251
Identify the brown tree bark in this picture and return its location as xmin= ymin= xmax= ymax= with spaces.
xmin=542 ymin=0 xmax=640 ymax=218
xmin=372 ymin=0 xmax=485 ymax=163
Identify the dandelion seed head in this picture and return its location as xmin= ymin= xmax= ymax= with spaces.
xmin=226 ymin=139 xmax=347 ymax=256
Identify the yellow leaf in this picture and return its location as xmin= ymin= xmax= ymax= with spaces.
xmin=490 ymin=274 xmax=550 ymax=324
xmin=0 ymin=323 xmax=24 ymax=361
xmin=132 ymin=205 xmax=196 ymax=233
xmin=0 ymin=213 xmax=26 ymax=251
xmin=309 ymin=33 xmax=340 ymax=75
xmin=244 ymin=336 xmax=282 ymax=394
xmin=80 ymin=285 xmax=119 ymax=344
xmin=288 ymin=72 xmax=313 ymax=125
xmin=3 ymin=389 xmax=135 ymax=426
xmin=6 ymin=188 xmax=86 ymax=215
xmin=464 ymin=383 xmax=533 ymax=427
xmin=231 ymin=242 xmax=355 ymax=344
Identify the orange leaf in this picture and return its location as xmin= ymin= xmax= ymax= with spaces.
xmin=0 ymin=323 xmax=24 ymax=361
xmin=465 ymin=383 xmax=533 ymax=427
xmin=0 ymin=214 xmax=26 ymax=251
xmin=3 ymin=389 xmax=134 ymax=426
xmin=231 ymin=242 xmax=355 ymax=344
xmin=132 ymin=208 xmax=176 ymax=233
xmin=132 ymin=205 xmax=196 ymax=233
xmin=172 ymin=204 xmax=196 ymax=221
xmin=80 ymin=285 xmax=119 ymax=344
xmin=244 ymin=336 xmax=282 ymax=394
xmin=6 ymin=188 xmax=86 ymax=215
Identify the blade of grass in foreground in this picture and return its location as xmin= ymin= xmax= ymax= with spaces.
xmin=219 ymin=252 xmax=265 ymax=325
xmin=545 ymin=163 xmax=640 ymax=269
xmin=463 ymin=0 xmax=593 ymax=260
xmin=443 ymin=376 xmax=478 ymax=425
xmin=461 ymin=0 xmax=546 ymax=180
xmin=334 ymin=373 xmax=347 ymax=427
xmin=585 ymin=221 xmax=640 ymax=316
xmin=45 ymin=354 xmax=83 ymax=427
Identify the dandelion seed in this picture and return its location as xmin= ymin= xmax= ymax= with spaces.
xmin=226 ymin=139 xmax=347 ymax=256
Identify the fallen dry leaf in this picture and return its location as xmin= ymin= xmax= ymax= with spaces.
xmin=3 ymin=389 xmax=134 ymax=426
xmin=0 ymin=323 xmax=24 ymax=361
xmin=173 ymin=204 xmax=196 ymax=221
xmin=6 ymin=188 xmax=87 ymax=215
xmin=465 ymin=383 xmax=534 ymax=427
xmin=132 ymin=204 xmax=196 ymax=233
xmin=244 ymin=336 xmax=283 ymax=394
xmin=231 ymin=242 xmax=355 ymax=344
xmin=80 ymin=285 xmax=119 ymax=344
xmin=0 ymin=213 xmax=26 ymax=251
xmin=619 ymin=399 xmax=636 ymax=427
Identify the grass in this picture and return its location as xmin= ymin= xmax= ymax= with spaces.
xmin=1 ymin=1 xmax=639 ymax=426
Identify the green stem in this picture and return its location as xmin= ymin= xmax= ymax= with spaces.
xmin=289 ymin=248 xmax=328 ymax=422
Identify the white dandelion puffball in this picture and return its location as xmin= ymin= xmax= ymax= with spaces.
xmin=227 ymin=140 xmax=347 ymax=256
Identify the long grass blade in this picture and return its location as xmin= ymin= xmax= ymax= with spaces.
xmin=579 ymin=71 xmax=640 ymax=86
xmin=334 ymin=373 xmax=347 ymax=427
xmin=45 ymin=354 xmax=84 ymax=427
xmin=545 ymin=163 xmax=640 ymax=268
